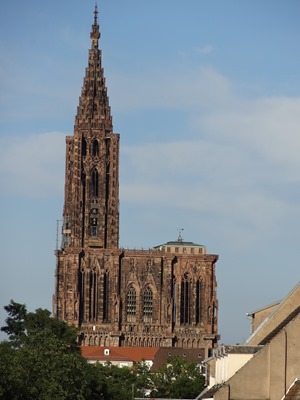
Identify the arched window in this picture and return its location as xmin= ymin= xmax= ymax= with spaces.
xmin=91 ymin=168 xmax=99 ymax=197
xmin=92 ymin=139 xmax=99 ymax=157
xmin=196 ymin=280 xmax=201 ymax=324
xmin=103 ymin=272 xmax=109 ymax=322
xmin=143 ymin=286 xmax=153 ymax=321
xmin=180 ymin=273 xmax=190 ymax=324
xmin=126 ymin=285 xmax=136 ymax=321
xmin=82 ymin=137 xmax=87 ymax=157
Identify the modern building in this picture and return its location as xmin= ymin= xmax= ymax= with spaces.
xmin=54 ymin=7 xmax=219 ymax=355
xmin=199 ymin=282 xmax=300 ymax=399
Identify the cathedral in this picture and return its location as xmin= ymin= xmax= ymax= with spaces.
xmin=54 ymin=7 xmax=219 ymax=356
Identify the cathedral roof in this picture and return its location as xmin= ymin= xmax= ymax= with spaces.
xmin=154 ymin=240 xmax=205 ymax=249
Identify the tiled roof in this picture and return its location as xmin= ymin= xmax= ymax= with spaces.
xmin=81 ymin=346 xmax=159 ymax=362
xmin=222 ymin=345 xmax=262 ymax=355
xmin=196 ymin=383 xmax=225 ymax=399
xmin=246 ymin=300 xmax=281 ymax=316
xmin=246 ymin=281 xmax=300 ymax=345
xmin=154 ymin=241 xmax=204 ymax=248
xmin=151 ymin=348 xmax=205 ymax=370
xmin=284 ymin=380 xmax=300 ymax=400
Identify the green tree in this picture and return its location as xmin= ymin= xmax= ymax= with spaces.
xmin=132 ymin=360 xmax=152 ymax=398
xmin=0 ymin=301 xmax=86 ymax=399
xmin=91 ymin=362 xmax=136 ymax=400
xmin=1 ymin=300 xmax=27 ymax=347
xmin=25 ymin=307 xmax=79 ymax=352
xmin=0 ymin=341 xmax=17 ymax=399
xmin=1 ymin=300 xmax=78 ymax=351
xmin=150 ymin=356 xmax=205 ymax=399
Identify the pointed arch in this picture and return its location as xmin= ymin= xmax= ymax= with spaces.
xmin=143 ymin=285 xmax=153 ymax=322
xmin=91 ymin=167 xmax=99 ymax=197
xmin=104 ymin=336 xmax=108 ymax=346
xmin=82 ymin=137 xmax=87 ymax=157
xmin=103 ymin=271 xmax=109 ymax=322
xmin=92 ymin=139 xmax=99 ymax=157
xmin=196 ymin=279 xmax=201 ymax=324
xmin=180 ymin=273 xmax=190 ymax=324
xmin=126 ymin=285 xmax=136 ymax=321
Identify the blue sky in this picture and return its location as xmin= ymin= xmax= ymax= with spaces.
xmin=1 ymin=0 xmax=300 ymax=344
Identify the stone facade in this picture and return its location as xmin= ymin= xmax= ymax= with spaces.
xmin=54 ymin=7 xmax=219 ymax=355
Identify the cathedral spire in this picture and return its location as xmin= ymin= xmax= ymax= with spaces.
xmin=75 ymin=5 xmax=112 ymax=130
xmin=94 ymin=3 xmax=98 ymax=24
xmin=91 ymin=4 xmax=100 ymax=49
xmin=62 ymin=6 xmax=119 ymax=251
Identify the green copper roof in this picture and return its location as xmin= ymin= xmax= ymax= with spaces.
xmin=154 ymin=240 xmax=205 ymax=249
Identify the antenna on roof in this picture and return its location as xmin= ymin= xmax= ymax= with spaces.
xmin=177 ymin=228 xmax=184 ymax=242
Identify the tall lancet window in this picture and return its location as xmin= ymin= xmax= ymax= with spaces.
xmin=82 ymin=137 xmax=87 ymax=157
xmin=91 ymin=168 xmax=99 ymax=197
xmin=195 ymin=280 xmax=202 ymax=324
xmin=103 ymin=272 xmax=109 ymax=322
xmin=126 ymin=285 xmax=136 ymax=321
xmin=143 ymin=286 xmax=153 ymax=322
xmin=180 ymin=273 xmax=190 ymax=324
xmin=92 ymin=139 xmax=99 ymax=157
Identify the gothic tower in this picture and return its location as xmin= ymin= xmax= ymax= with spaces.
xmin=55 ymin=8 xmax=219 ymax=355
xmin=62 ymin=6 xmax=119 ymax=251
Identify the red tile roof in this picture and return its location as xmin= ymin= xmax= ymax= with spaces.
xmin=81 ymin=346 xmax=159 ymax=363
xmin=284 ymin=380 xmax=300 ymax=400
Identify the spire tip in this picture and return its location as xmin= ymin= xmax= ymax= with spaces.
xmin=94 ymin=3 xmax=98 ymax=25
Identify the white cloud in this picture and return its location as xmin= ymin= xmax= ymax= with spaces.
xmin=116 ymin=66 xmax=300 ymax=249
xmin=194 ymin=44 xmax=215 ymax=54
xmin=0 ymin=131 xmax=65 ymax=198
xmin=1 ymin=65 xmax=300 ymax=252
xmin=109 ymin=66 xmax=235 ymax=112
xmin=198 ymin=96 xmax=300 ymax=177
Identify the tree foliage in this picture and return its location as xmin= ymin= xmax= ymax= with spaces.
xmin=1 ymin=300 xmax=78 ymax=351
xmin=1 ymin=300 xmax=27 ymax=346
xmin=0 ymin=301 xmax=87 ymax=399
xmin=149 ymin=356 xmax=205 ymax=399
xmin=0 ymin=300 xmax=205 ymax=399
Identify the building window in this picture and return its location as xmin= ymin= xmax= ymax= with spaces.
xmin=198 ymin=248 xmax=203 ymax=254
xmin=103 ymin=272 xmax=108 ymax=322
xmin=92 ymin=139 xmax=99 ymax=157
xmin=180 ymin=273 xmax=190 ymax=324
xmin=183 ymin=247 xmax=186 ymax=253
xmin=126 ymin=285 xmax=136 ymax=319
xmin=196 ymin=280 xmax=201 ymax=324
xmin=82 ymin=137 xmax=87 ymax=157
xmin=143 ymin=286 xmax=153 ymax=321
xmin=175 ymin=247 xmax=179 ymax=253
xmin=167 ymin=247 xmax=171 ymax=253
xmin=91 ymin=168 xmax=99 ymax=197
xmin=191 ymin=248 xmax=194 ymax=254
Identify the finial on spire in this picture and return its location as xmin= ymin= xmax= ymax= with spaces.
xmin=94 ymin=3 xmax=98 ymax=25
xmin=91 ymin=3 xmax=100 ymax=49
